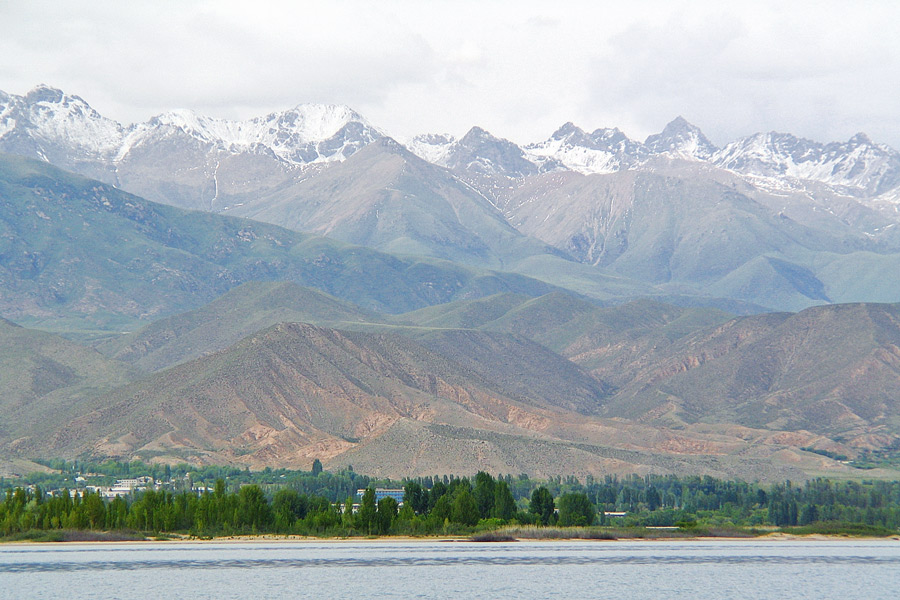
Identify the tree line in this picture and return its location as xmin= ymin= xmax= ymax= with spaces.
xmin=3 ymin=470 xmax=900 ymax=538
xmin=0 ymin=472 xmax=597 ymax=537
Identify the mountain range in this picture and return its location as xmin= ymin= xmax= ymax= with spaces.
xmin=2 ymin=85 xmax=900 ymax=480
xmin=5 ymin=85 xmax=900 ymax=315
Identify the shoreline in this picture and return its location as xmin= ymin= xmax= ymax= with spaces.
xmin=4 ymin=532 xmax=899 ymax=546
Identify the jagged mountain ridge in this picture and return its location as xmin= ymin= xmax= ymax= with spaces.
xmin=405 ymin=114 xmax=899 ymax=197
xmin=713 ymin=131 xmax=900 ymax=196
xmin=4 ymin=85 xmax=898 ymax=199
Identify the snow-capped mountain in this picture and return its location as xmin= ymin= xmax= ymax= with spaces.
xmin=712 ymin=132 xmax=900 ymax=196
xmin=126 ymin=104 xmax=379 ymax=165
xmin=644 ymin=116 xmax=718 ymax=160
xmin=408 ymin=127 xmax=541 ymax=179
xmin=0 ymin=85 xmax=384 ymax=211
xmin=524 ymin=122 xmax=648 ymax=174
xmin=412 ymin=115 xmax=900 ymax=198
xmin=0 ymin=85 xmax=125 ymax=161
xmin=0 ymin=85 xmax=381 ymax=168
xmin=3 ymin=84 xmax=899 ymax=205
xmin=441 ymin=127 xmax=541 ymax=178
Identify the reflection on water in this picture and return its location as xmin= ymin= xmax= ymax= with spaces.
xmin=2 ymin=540 xmax=899 ymax=599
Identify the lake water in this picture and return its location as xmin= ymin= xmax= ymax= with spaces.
xmin=2 ymin=539 xmax=899 ymax=599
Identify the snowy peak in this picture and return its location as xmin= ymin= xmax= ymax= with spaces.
xmin=409 ymin=126 xmax=539 ymax=178
xmin=645 ymin=116 xmax=717 ymax=160
xmin=849 ymin=132 xmax=872 ymax=146
xmin=550 ymin=122 xmax=585 ymax=141
xmin=445 ymin=126 xmax=540 ymax=177
xmin=406 ymin=133 xmax=457 ymax=164
xmin=0 ymin=84 xmax=124 ymax=158
xmin=714 ymin=131 xmax=900 ymax=195
xmin=0 ymin=86 xmax=380 ymax=167
xmin=0 ymin=91 xmax=15 ymax=139
xmin=266 ymin=103 xmax=369 ymax=143
xmin=24 ymin=84 xmax=65 ymax=104
xmin=525 ymin=123 xmax=645 ymax=175
xmin=133 ymin=103 xmax=379 ymax=164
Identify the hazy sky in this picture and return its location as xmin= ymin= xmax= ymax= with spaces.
xmin=2 ymin=0 xmax=898 ymax=149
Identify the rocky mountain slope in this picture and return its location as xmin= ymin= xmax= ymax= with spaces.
xmin=220 ymin=137 xmax=557 ymax=269
xmin=0 ymin=153 xmax=562 ymax=333
xmin=12 ymin=321 xmax=613 ymax=470
xmin=400 ymin=292 xmax=900 ymax=453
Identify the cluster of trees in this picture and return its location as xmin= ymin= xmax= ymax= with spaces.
xmin=1 ymin=472 xmax=596 ymax=537
xmin=3 ymin=467 xmax=900 ymax=538
xmin=573 ymin=475 xmax=900 ymax=529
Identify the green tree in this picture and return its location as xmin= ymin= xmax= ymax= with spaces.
xmin=530 ymin=487 xmax=555 ymax=525
xmin=311 ymin=459 xmax=323 ymax=477
xmin=473 ymin=472 xmax=496 ymax=519
xmin=376 ymin=497 xmax=398 ymax=534
xmin=342 ymin=495 xmax=355 ymax=528
xmin=799 ymin=503 xmax=819 ymax=526
xmin=429 ymin=493 xmax=452 ymax=527
xmin=358 ymin=487 xmax=377 ymax=534
xmin=237 ymin=485 xmax=272 ymax=532
xmin=272 ymin=489 xmax=307 ymax=532
xmin=450 ymin=489 xmax=480 ymax=526
xmin=557 ymin=492 xmax=595 ymax=526
xmin=82 ymin=491 xmax=106 ymax=530
xmin=403 ymin=481 xmax=428 ymax=515
xmin=491 ymin=481 xmax=516 ymax=521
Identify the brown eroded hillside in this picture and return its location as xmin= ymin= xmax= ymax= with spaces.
xmin=395 ymin=292 xmax=900 ymax=453
xmin=6 ymin=286 xmax=900 ymax=479
xmin=27 ymin=322 xmax=613 ymax=467
xmin=593 ymin=302 xmax=900 ymax=449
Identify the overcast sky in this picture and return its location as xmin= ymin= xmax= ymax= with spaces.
xmin=2 ymin=0 xmax=898 ymax=149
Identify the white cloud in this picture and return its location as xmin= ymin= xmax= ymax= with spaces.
xmin=1 ymin=0 xmax=898 ymax=149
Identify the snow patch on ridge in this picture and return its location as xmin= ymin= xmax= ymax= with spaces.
xmin=406 ymin=133 xmax=457 ymax=164
xmin=526 ymin=136 xmax=623 ymax=174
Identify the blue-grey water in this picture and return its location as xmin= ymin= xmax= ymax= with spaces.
xmin=2 ymin=539 xmax=899 ymax=599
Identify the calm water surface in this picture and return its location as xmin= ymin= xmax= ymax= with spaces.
xmin=2 ymin=539 xmax=898 ymax=599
